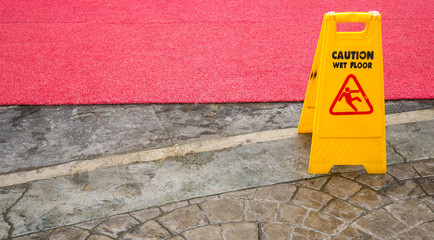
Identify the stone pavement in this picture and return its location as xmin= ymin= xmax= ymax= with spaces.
xmin=0 ymin=100 xmax=433 ymax=239
xmin=10 ymin=159 xmax=434 ymax=240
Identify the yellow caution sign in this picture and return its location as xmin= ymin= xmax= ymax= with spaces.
xmin=298 ymin=12 xmax=386 ymax=174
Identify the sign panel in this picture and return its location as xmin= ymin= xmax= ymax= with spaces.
xmin=298 ymin=12 xmax=386 ymax=174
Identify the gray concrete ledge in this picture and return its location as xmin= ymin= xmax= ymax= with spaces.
xmin=1 ymin=100 xmax=433 ymax=174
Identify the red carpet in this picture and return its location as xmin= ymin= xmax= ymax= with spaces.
xmin=1 ymin=0 xmax=433 ymax=105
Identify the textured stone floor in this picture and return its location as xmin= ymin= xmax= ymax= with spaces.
xmin=11 ymin=159 xmax=433 ymax=240
xmin=0 ymin=100 xmax=433 ymax=240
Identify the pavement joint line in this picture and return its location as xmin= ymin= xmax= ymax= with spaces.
xmin=0 ymin=108 xmax=432 ymax=188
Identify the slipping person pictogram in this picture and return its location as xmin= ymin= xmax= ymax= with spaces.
xmin=339 ymin=87 xmax=362 ymax=112
xmin=329 ymin=74 xmax=373 ymax=115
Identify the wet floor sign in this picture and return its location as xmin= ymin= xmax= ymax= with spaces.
xmin=298 ymin=12 xmax=386 ymax=174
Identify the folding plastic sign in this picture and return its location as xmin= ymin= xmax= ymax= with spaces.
xmin=298 ymin=12 xmax=386 ymax=174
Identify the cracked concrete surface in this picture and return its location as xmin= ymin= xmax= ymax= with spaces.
xmin=0 ymin=100 xmax=432 ymax=239
xmin=0 ymin=184 xmax=28 ymax=239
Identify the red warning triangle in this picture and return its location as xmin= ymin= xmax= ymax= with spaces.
xmin=329 ymin=74 xmax=374 ymax=115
